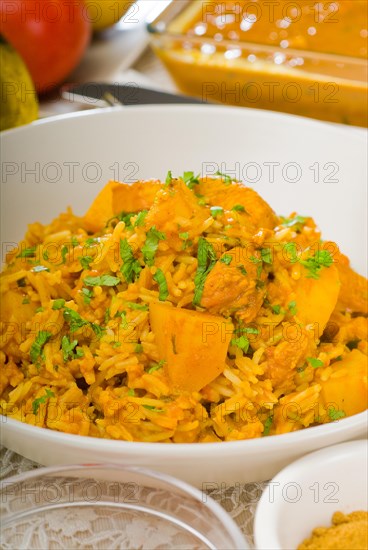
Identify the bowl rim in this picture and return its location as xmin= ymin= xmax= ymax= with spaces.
xmin=1 ymin=411 xmax=367 ymax=456
xmin=0 ymin=462 xmax=249 ymax=548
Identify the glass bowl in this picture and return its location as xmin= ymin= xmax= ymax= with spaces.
xmin=0 ymin=463 xmax=248 ymax=549
xmin=147 ymin=0 xmax=368 ymax=126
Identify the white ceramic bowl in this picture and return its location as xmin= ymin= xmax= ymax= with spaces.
xmin=254 ymin=440 xmax=368 ymax=550
xmin=1 ymin=106 xmax=367 ymax=485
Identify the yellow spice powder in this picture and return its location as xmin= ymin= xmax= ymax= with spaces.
xmin=298 ymin=511 xmax=368 ymax=550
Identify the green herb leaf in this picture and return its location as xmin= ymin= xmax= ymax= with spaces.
xmin=126 ymin=302 xmax=149 ymax=311
xmin=143 ymin=405 xmax=164 ymax=413
xmin=128 ymin=388 xmax=136 ymax=396
xmin=232 ymin=204 xmax=246 ymax=212
xmin=220 ymin=254 xmax=233 ymax=265
xmin=30 ymin=331 xmax=52 ymax=364
xmin=215 ymin=171 xmax=233 ymax=185
xmin=120 ymin=239 xmax=142 ymax=283
xmin=280 ymin=215 xmax=307 ymax=228
xmin=79 ymin=256 xmax=93 ymax=270
xmin=84 ymin=274 xmax=121 ymax=287
xmin=60 ymin=245 xmax=69 ymax=265
xmin=179 ymin=232 xmax=189 ymax=240
xmin=210 ymin=206 xmax=224 ymax=218
xmin=300 ymin=250 xmax=333 ymax=280
xmin=63 ymin=308 xmax=88 ymax=333
xmin=307 ymin=357 xmax=324 ymax=369
xmin=52 ymin=299 xmax=65 ymax=310
xmin=328 ymin=408 xmax=346 ymax=421
xmin=134 ymin=344 xmax=143 ymax=353
xmin=261 ymin=248 xmax=272 ymax=264
xmin=237 ymin=265 xmax=247 ymax=276
xmin=61 ymin=335 xmax=78 ymax=362
xmin=148 ymin=360 xmax=166 ymax=374
xmin=134 ymin=210 xmax=148 ymax=227
xmin=142 ymin=227 xmax=166 ymax=266
xmin=22 ymin=297 xmax=30 ymax=304
xmin=165 ymin=170 xmax=173 ymax=186
xmin=32 ymin=389 xmax=55 ymax=415
xmin=288 ymin=301 xmax=297 ymax=316
xmin=193 ymin=237 xmax=217 ymax=307
xmin=263 ymin=415 xmax=273 ymax=436
xmin=153 ymin=268 xmax=169 ymax=301
xmin=82 ymin=287 xmax=93 ymax=305
xmin=183 ymin=171 xmax=200 ymax=190
xmin=17 ymin=246 xmax=37 ymax=259
xmin=231 ymin=336 xmax=249 ymax=353
xmin=271 ymin=304 xmax=281 ymax=315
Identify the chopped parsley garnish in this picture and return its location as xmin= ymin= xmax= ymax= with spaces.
xmin=79 ymin=256 xmax=93 ymax=270
xmin=30 ymin=331 xmax=52 ymax=364
xmin=232 ymin=204 xmax=246 ymax=213
xmin=148 ymin=360 xmax=166 ymax=374
xmin=134 ymin=344 xmax=143 ymax=353
xmin=35 ymin=307 xmax=44 ymax=313
xmin=263 ymin=415 xmax=273 ymax=436
xmin=61 ymin=335 xmax=78 ymax=361
xmin=193 ymin=237 xmax=217 ymax=307
xmin=71 ymin=236 xmax=78 ymax=247
xmin=83 ymin=274 xmax=121 ymax=287
xmin=237 ymin=265 xmax=247 ymax=276
xmin=85 ymin=238 xmax=97 ymax=247
xmin=134 ymin=210 xmax=148 ymax=227
xmin=60 ymin=245 xmax=69 ymax=264
xmin=328 ymin=408 xmax=346 ymax=421
xmin=153 ymin=269 xmax=169 ymax=301
xmin=82 ymin=287 xmax=93 ymax=305
xmin=230 ymin=335 xmax=249 ymax=353
xmin=271 ymin=304 xmax=282 ymax=315
xmin=128 ymin=388 xmax=136 ymax=396
xmin=22 ymin=297 xmax=30 ymax=304
xmin=210 ymin=206 xmax=224 ymax=218
xmin=300 ymin=250 xmax=333 ymax=280
xmin=288 ymin=301 xmax=297 ymax=316
xmin=215 ymin=171 xmax=233 ymax=185
xmin=143 ymin=405 xmax=164 ymax=413
xmin=250 ymin=255 xmax=262 ymax=278
xmin=63 ymin=307 xmax=103 ymax=338
xmin=112 ymin=341 xmax=122 ymax=348
xmin=142 ymin=227 xmax=166 ymax=266
xmin=120 ymin=239 xmax=142 ymax=283
xmin=179 ymin=232 xmax=189 ymax=240
xmin=165 ymin=170 xmax=173 ymax=186
xmin=220 ymin=254 xmax=233 ymax=265
xmin=52 ymin=299 xmax=65 ymax=310
xmin=307 ymin=357 xmax=324 ymax=369
xmin=261 ymin=248 xmax=272 ymax=264
xmin=17 ymin=246 xmax=37 ymax=259
xmin=126 ymin=302 xmax=149 ymax=311
xmin=43 ymin=250 xmax=49 ymax=261
xmin=182 ymin=171 xmax=200 ymax=190
xmin=281 ymin=215 xmax=307 ymax=228
xmin=107 ymin=211 xmax=135 ymax=229
xmin=32 ymin=389 xmax=55 ymax=415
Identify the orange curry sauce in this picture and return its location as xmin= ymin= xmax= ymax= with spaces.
xmin=154 ymin=0 xmax=368 ymax=125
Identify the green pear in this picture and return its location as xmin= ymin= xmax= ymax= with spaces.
xmin=0 ymin=38 xmax=38 ymax=131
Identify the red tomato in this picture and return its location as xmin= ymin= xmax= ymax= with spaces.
xmin=0 ymin=0 xmax=91 ymax=94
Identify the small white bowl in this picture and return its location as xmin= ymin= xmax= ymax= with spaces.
xmin=254 ymin=440 xmax=368 ymax=550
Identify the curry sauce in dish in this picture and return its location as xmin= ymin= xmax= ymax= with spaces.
xmin=0 ymin=175 xmax=367 ymax=442
xmin=148 ymin=0 xmax=368 ymax=126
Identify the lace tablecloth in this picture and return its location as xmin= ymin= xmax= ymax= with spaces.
xmin=0 ymin=445 xmax=266 ymax=548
